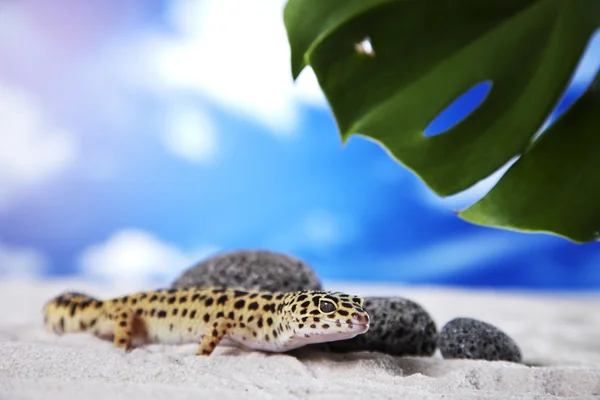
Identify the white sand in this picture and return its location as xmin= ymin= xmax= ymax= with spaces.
xmin=1 ymin=279 xmax=599 ymax=400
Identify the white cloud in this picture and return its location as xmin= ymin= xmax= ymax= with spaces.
xmin=0 ymin=243 xmax=48 ymax=279
xmin=78 ymin=229 xmax=219 ymax=284
xmin=144 ymin=0 xmax=326 ymax=135
xmin=163 ymin=104 xmax=218 ymax=164
xmin=0 ymin=83 xmax=77 ymax=210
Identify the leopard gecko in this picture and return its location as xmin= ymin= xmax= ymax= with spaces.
xmin=43 ymin=287 xmax=370 ymax=355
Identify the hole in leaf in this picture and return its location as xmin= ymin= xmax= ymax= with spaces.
xmin=424 ymin=81 xmax=493 ymax=137
xmin=533 ymin=28 xmax=600 ymax=142
xmin=425 ymin=30 xmax=599 ymax=213
xmin=354 ymin=36 xmax=375 ymax=57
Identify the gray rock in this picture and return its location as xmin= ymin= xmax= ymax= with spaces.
xmin=171 ymin=250 xmax=322 ymax=292
xmin=438 ymin=317 xmax=522 ymax=363
xmin=308 ymin=297 xmax=437 ymax=357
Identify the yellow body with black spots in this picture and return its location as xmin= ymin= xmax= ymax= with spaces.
xmin=43 ymin=287 xmax=370 ymax=356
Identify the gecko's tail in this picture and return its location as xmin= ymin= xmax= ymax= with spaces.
xmin=43 ymin=291 xmax=103 ymax=335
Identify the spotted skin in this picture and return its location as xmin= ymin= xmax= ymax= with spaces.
xmin=43 ymin=287 xmax=370 ymax=356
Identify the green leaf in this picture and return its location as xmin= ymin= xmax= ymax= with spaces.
xmin=460 ymin=73 xmax=600 ymax=243
xmin=284 ymin=0 xmax=600 ymax=242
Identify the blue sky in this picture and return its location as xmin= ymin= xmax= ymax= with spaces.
xmin=0 ymin=0 xmax=599 ymax=290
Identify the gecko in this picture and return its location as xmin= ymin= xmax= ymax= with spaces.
xmin=42 ymin=286 xmax=370 ymax=356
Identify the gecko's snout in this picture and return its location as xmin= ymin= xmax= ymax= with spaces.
xmin=351 ymin=311 xmax=369 ymax=325
xmin=349 ymin=310 xmax=370 ymax=335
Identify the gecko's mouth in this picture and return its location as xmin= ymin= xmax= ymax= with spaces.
xmin=322 ymin=318 xmax=370 ymax=330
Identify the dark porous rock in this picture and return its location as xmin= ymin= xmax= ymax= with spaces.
xmin=308 ymin=297 xmax=437 ymax=357
xmin=438 ymin=317 xmax=522 ymax=363
xmin=171 ymin=250 xmax=322 ymax=292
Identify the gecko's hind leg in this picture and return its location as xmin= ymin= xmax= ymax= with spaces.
xmin=102 ymin=304 xmax=135 ymax=351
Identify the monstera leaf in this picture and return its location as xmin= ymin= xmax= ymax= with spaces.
xmin=284 ymin=0 xmax=600 ymax=243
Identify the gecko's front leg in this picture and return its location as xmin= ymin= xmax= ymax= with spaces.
xmin=197 ymin=319 xmax=237 ymax=356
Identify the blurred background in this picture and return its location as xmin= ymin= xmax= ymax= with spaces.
xmin=1 ymin=0 xmax=599 ymax=290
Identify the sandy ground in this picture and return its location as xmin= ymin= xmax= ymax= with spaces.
xmin=1 ymin=279 xmax=599 ymax=400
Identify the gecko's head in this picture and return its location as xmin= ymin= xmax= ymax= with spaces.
xmin=282 ymin=291 xmax=370 ymax=344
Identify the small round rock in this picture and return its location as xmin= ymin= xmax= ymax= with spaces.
xmin=309 ymin=297 xmax=437 ymax=357
xmin=171 ymin=250 xmax=322 ymax=292
xmin=438 ymin=317 xmax=522 ymax=363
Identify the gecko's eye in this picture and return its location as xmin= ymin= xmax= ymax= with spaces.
xmin=319 ymin=301 xmax=336 ymax=313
